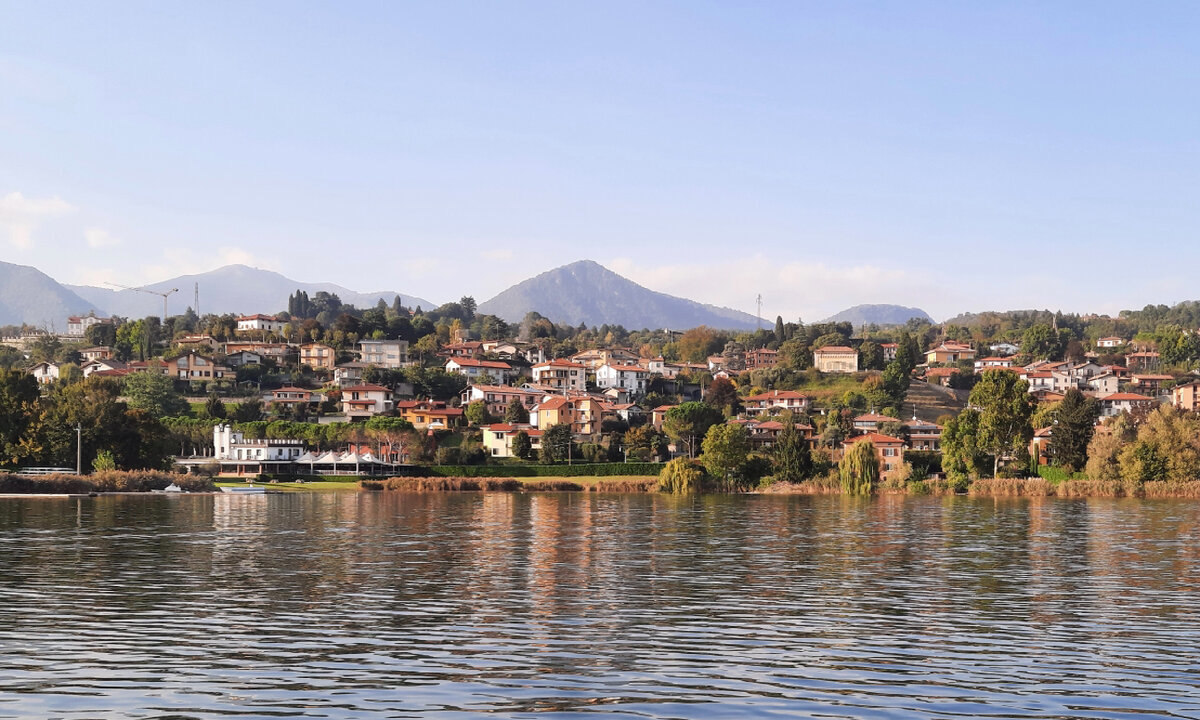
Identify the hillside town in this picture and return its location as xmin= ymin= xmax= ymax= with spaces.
xmin=4 ymin=295 xmax=1200 ymax=491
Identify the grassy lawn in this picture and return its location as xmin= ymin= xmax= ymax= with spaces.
xmin=762 ymin=373 xmax=870 ymax=403
xmin=214 ymin=480 xmax=362 ymax=491
xmin=517 ymin=475 xmax=656 ymax=485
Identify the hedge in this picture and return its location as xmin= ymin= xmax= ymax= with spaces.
xmin=392 ymin=462 xmax=664 ymax=478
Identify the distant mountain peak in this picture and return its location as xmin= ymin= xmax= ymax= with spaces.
xmin=821 ymin=304 xmax=933 ymax=326
xmin=477 ymin=260 xmax=760 ymax=330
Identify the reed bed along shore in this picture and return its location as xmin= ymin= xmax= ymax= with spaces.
xmin=361 ymin=476 xmax=658 ymax=493
xmin=0 ymin=471 xmax=215 ymax=494
xmin=969 ymin=477 xmax=1200 ymax=499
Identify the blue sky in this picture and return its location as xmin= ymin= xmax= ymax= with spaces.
xmin=2 ymin=2 xmax=1198 ymax=322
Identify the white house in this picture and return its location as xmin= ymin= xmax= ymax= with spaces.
xmin=743 ymin=390 xmax=810 ymax=416
xmin=213 ymin=423 xmax=307 ymax=475
xmin=236 ymin=314 xmax=285 ymax=335
xmin=445 ymin=357 xmax=515 ymax=383
xmin=1099 ymin=392 xmax=1158 ymax=418
xmin=989 ymin=342 xmax=1020 ymax=356
xmin=65 ymin=314 xmax=110 ymax=338
xmin=1097 ymin=337 xmax=1125 ymax=348
xmin=28 ymin=362 xmax=60 ymax=384
xmin=595 ymin=363 xmax=648 ymax=395
xmin=359 ymin=339 xmax=409 ymax=369
xmin=813 ymin=346 xmax=858 ymax=373
xmin=461 ymin=384 xmax=543 ymax=417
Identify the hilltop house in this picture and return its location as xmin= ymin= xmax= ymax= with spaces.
xmin=65 ymin=314 xmax=111 ymax=338
xmin=813 ymin=346 xmax=858 ymax=373
xmin=236 ymin=314 xmax=285 ymax=335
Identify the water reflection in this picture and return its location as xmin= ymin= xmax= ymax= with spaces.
xmin=0 ymin=493 xmax=1198 ymax=718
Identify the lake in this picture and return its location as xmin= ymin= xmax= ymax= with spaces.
xmin=1 ymin=492 xmax=1198 ymax=719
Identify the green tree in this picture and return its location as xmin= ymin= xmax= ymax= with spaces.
xmin=663 ymin=401 xmax=725 ymax=458
xmin=1022 ymin=324 xmax=1063 ymax=360
xmin=1053 ymin=388 xmax=1099 ymax=471
xmin=701 ymin=422 xmax=750 ymax=490
xmin=541 ymin=423 xmax=575 ymax=464
xmin=968 ymin=370 xmax=1035 ymax=477
xmin=1085 ymin=412 xmax=1137 ymax=483
xmin=840 ymin=439 xmax=879 ymax=496
xmin=92 ymin=449 xmax=117 ymax=472
xmin=123 ymin=371 xmax=190 ymax=418
xmin=231 ymin=397 xmax=264 ymax=423
xmin=772 ymin=411 xmax=812 ymax=483
xmin=624 ymin=424 xmax=668 ymax=462
xmin=774 ymin=315 xmax=786 ymax=343
xmin=511 ymin=430 xmax=533 ymax=460
xmin=204 ymin=392 xmax=227 ymax=420
xmin=504 ymin=397 xmax=529 ymax=424
xmin=657 ymin=457 xmax=706 ymax=494
xmin=0 ymin=370 xmax=40 ymax=465
xmin=941 ymin=408 xmax=986 ymax=484
xmin=464 ymin=400 xmax=493 ymax=427
xmin=1117 ymin=406 xmax=1200 ymax=487
xmin=859 ymin=341 xmax=884 ymax=371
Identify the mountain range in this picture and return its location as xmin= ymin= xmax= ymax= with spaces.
xmin=0 ymin=261 xmax=98 ymax=329
xmin=820 ymin=303 xmax=933 ymax=327
xmin=66 ymin=265 xmax=438 ymax=320
xmin=478 ymin=260 xmax=762 ymax=330
xmin=2 ymin=257 xmax=925 ymax=332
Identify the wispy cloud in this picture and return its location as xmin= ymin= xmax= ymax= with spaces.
xmin=0 ymin=191 xmax=76 ymax=248
xmin=84 ymin=227 xmax=121 ymax=248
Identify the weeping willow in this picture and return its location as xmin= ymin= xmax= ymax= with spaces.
xmin=840 ymin=440 xmax=879 ymax=496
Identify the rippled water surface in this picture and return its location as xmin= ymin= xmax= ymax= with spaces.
xmin=2 ymin=493 xmax=1200 ymax=719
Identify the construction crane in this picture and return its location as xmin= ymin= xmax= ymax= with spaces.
xmin=106 ymin=282 xmax=179 ymax=322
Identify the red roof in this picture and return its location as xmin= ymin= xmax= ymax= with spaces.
xmin=845 ymin=433 xmax=905 ymax=446
xmin=533 ymin=359 xmax=586 ymax=369
xmin=448 ymin=358 xmax=512 ymax=370
xmin=1102 ymin=393 xmax=1156 ymax=402
xmin=854 ymin=413 xmax=899 ymax=423
xmin=342 ymin=384 xmax=392 ymax=393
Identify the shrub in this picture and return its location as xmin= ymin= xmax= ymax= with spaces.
xmin=657 ymin=458 xmax=707 ymax=494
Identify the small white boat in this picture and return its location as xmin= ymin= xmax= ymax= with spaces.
xmin=221 ymin=485 xmax=267 ymax=495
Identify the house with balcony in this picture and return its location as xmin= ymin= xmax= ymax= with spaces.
xmin=300 ymin=343 xmax=337 ymax=370
xmin=595 ymin=363 xmax=648 ymax=395
xmin=359 ymin=339 xmax=409 ymax=369
xmin=745 ymin=348 xmax=778 ymax=370
xmin=531 ymin=359 xmax=587 ymax=391
xmin=460 ymin=384 xmax=543 ymax=418
xmin=904 ymin=418 xmax=943 ymax=451
xmin=445 ymin=357 xmax=515 ymax=383
xmin=1099 ymin=392 xmax=1158 ymax=418
xmin=925 ymin=342 xmax=976 ymax=364
xmin=271 ymin=386 xmax=316 ymax=407
xmin=168 ymin=351 xmax=231 ymax=382
xmin=1172 ymin=380 xmax=1200 ymax=411
xmin=27 ymin=362 xmax=61 ymax=384
xmin=743 ymin=390 xmax=810 ymax=417
xmin=80 ymin=346 xmax=112 ymax=362
xmin=482 ymin=424 xmax=542 ymax=458
xmin=533 ymin=395 xmax=610 ymax=436
xmin=395 ymin=400 xmax=464 ymax=429
xmin=340 ymin=384 xmax=394 ymax=419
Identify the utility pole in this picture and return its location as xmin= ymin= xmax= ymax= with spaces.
xmin=75 ymin=423 xmax=82 ymax=475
